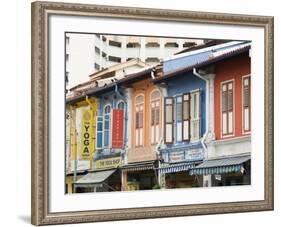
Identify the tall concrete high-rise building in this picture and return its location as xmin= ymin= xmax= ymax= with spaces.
xmin=65 ymin=33 xmax=204 ymax=89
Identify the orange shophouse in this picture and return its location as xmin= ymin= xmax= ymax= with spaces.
xmin=120 ymin=69 xmax=163 ymax=191
xmin=190 ymin=42 xmax=251 ymax=187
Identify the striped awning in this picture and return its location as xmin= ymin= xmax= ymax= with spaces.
xmin=158 ymin=163 xmax=196 ymax=174
xmin=121 ymin=161 xmax=155 ymax=172
xmin=189 ymin=155 xmax=250 ymax=175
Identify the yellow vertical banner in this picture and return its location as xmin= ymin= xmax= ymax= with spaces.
xmin=81 ymin=109 xmax=93 ymax=160
xmin=70 ymin=107 xmax=76 ymax=161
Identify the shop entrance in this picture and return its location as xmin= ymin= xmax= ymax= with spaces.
xmin=126 ymin=170 xmax=158 ymax=190
xmin=165 ymin=172 xmax=202 ymax=188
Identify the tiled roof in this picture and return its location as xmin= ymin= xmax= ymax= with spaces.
xmin=153 ymin=43 xmax=250 ymax=83
xmin=66 ymin=67 xmax=153 ymax=104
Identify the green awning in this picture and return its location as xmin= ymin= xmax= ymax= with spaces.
xmin=189 ymin=155 xmax=250 ymax=175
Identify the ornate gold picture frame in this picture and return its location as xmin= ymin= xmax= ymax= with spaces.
xmin=31 ymin=1 xmax=274 ymax=225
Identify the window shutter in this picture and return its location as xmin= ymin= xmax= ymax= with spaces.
xmin=243 ymin=77 xmax=251 ymax=132
xmin=164 ymin=97 xmax=174 ymax=143
xmin=221 ymin=81 xmax=234 ymax=136
xmin=96 ymin=116 xmax=103 ymax=149
xmin=182 ymin=93 xmax=190 ymax=141
xmin=190 ymin=90 xmax=201 ymax=141
xmin=227 ymin=83 xmax=233 ymax=134
xmin=175 ymin=96 xmax=182 ymax=142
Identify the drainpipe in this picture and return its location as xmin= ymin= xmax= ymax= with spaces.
xmin=193 ymin=68 xmax=209 ymax=157
xmin=155 ymin=84 xmax=164 ymax=187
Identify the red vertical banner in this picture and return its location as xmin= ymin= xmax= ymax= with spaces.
xmin=112 ymin=109 xmax=124 ymax=148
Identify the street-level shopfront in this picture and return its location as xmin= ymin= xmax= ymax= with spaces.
xmin=159 ymin=143 xmax=204 ymax=188
xmin=74 ymin=156 xmax=122 ymax=192
xmin=121 ymin=161 xmax=159 ymax=191
xmin=65 ymin=171 xmax=86 ymax=194
xmin=189 ymin=154 xmax=251 ymax=187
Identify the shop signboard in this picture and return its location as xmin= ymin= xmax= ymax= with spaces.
xmin=169 ymin=151 xmax=185 ymax=163
xmin=81 ymin=109 xmax=93 ymax=159
xmin=95 ymin=157 xmax=121 ymax=169
xmin=169 ymin=148 xmax=204 ymax=163
xmin=185 ymin=148 xmax=204 ymax=161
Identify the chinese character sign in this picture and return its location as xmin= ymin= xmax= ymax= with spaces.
xmin=112 ymin=109 xmax=124 ymax=148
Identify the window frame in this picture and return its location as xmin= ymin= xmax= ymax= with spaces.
xmin=182 ymin=92 xmax=191 ymax=141
xmin=190 ymin=89 xmax=201 ymax=142
xmin=242 ymin=75 xmax=251 ymax=134
xmin=103 ymin=104 xmax=112 ymax=148
xmin=117 ymin=100 xmax=125 ymax=110
xmin=150 ymin=90 xmax=161 ymax=145
xmin=96 ymin=116 xmax=103 ymax=149
xmin=135 ymin=94 xmax=144 ymax=147
xmin=174 ymin=95 xmax=183 ymax=143
xmin=164 ymin=97 xmax=174 ymax=144
xmin=220 ymin=79 xmax=235 ymax=138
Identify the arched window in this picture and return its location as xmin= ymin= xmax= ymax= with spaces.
xmin=117 ymin=101 xmax=125 ymax=110
xmin=135 ymin=94 xmax=144 ymax=146
xmin=150 ymin=90 xmax=161 ymax=144
xmin=103 ymin=104 xmax=111 ymax=147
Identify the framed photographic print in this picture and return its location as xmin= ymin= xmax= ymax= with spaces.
xmin=31 ymin=1 xmax=274 ymax=225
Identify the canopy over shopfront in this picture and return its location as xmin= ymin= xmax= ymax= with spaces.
xmin=74 ymin=169 xmax=116 ymax=188
xmin=121 ymin=161 xmax=156 ymax=172
xmin=158 ymin=162 xmax=198 ymax=174
xmin=189 ymin=155 xmax=250 ymax=175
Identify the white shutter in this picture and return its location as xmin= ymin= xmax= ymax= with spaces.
xmin=182 ymin=93 xmax=190 ymax=141
xmin=190 ymin=90 xmax=201 ymax=141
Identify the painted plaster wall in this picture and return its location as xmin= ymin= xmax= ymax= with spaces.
xmin=165 ymin=71 xmax=206 ymax=144
xmin=214 ymin=53 xmax=251 ymax=140
xmin=95 ymin=90 xmax=127 ymax=159
xmin=128 ymin=78 xmax=162 ymax=163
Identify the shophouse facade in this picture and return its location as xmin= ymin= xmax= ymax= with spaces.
xmin=189 ymin=42 xmax=252 ymax=187
xmin=65 ymin=40 xmax=252 ymax=192
xmin=65 ymin=97 xmax=98 ymax=193
xmin=66 ymin=60 xmax=149 ymax=192
xmin=153 ymin=40 xmax=252 ymax=188
xmin=121 ymin=75 xmax=163 ymax=191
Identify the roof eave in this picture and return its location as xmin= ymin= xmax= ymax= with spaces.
xmin=153 ymin=46 xmax=250 ymax=84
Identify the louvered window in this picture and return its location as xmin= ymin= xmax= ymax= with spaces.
xmin=164 ymin=97 xmax=174 ymax=143
xmin=221 ymin=81 xmax=234 ymax=136
xmin=135 ymin=95 xmax=144 ymax=146
xmin=150 ymin=90 xmax=161 ymax=144
xmin=243 ymin=77 xmax=251 ymax=132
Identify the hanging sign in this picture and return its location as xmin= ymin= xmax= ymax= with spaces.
xmin=81 ymin=109 xmax=93 ymax=159
xmin=112 ymin=109 xmax=124 ymax=148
